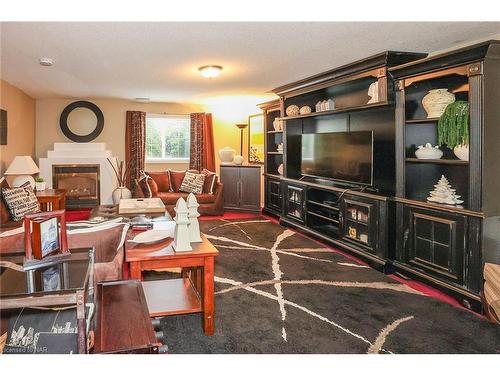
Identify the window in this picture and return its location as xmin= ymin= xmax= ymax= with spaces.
xmin=145 ymin=114 xmax=191 ymax=162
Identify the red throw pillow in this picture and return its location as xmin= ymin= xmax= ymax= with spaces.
xmin=168 ymin=170 xmax=187 ymax=192
xmin=201 ymin=169 xmax=217 ymax=194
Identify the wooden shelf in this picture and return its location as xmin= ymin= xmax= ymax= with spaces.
xmin=405 ymin=117 xmax=440 ymax=124
xmin=267 ymin=130 xmax=283 ymax=134
xmin=405 ymin=158 xmax=468 ymax=165
xmin=278 ymin=101 xmax=389 ymax=121
xmin=308 ymin=210 xmax=339 ymax=224
xmin=267 ymin=151 xmax=283 ymax=155
xmin=308 ymin=200 xmax=340 ymax=211
xmin=142 ymin=278 xmax=201 ymax=317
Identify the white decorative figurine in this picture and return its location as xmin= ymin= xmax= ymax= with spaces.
xmin=367 ymin=82 xmax=379 ymax=104
xmin=173 ymin=198 xmax=192 ymax=252
xmin=427 ymin=175 xmax=464 ymax=205
xmin=187 ymin=193 xmax=202 ymax=243
xmin=415 ymin=143 xmax=443 ymax=159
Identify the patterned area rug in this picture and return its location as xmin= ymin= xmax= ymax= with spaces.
xmin=157 ymin=218 xmax=500 ymax=353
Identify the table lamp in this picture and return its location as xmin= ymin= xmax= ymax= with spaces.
xmin=4 ymin=156 xmax=40 ymax=188
xmin=235 ymin=123 xmax=248 ymax=156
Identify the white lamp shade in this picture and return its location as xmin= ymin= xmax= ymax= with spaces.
xmin=5 ymin=156 xmax=40 ymax=175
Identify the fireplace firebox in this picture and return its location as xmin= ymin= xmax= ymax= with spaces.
xmin=52 ymin=164 xmax=100 ymax=209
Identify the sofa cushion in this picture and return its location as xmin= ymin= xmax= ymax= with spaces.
xmin=0 ymin=227 xmax=25 ymax=255
xmin=157 ymin=192 xmax=216 ymax=205
xmin=1 ymin=183 xmax=40 ymax=221
xmin=0 ymin=178 xmax=12 ymax=225
xmin=179 ymin=171 xmax=205 ymax=194
xmin=146 ymin=171 xmax=170 ymax=193
xmin=201 ymin=169 xmax=217 ymax=194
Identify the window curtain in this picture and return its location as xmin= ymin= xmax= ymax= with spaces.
xmin=189 ymin=113 xmax=215 ymax=172
xmin=125 ymin=111 xmax=146 ymax=193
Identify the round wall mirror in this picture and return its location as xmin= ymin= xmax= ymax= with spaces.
xmin=60 ymin=101 xmax=104 ymax=142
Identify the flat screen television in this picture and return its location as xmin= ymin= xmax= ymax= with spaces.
xmin=301 ymin=131 xmax=373 ymax=185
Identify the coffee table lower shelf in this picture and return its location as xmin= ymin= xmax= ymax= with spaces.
xmin=142 ymin=278 xmax=202 ymax=317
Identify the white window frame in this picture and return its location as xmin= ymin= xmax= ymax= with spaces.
xmin=145 ymin=113 xmax=191 ymax=163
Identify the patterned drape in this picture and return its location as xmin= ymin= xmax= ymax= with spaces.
xmin=190 ymin=113 xmax=215 ymax=172
xmin=125 ymin=111 xmax=146 ymax=193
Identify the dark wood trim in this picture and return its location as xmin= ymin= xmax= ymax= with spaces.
xmin=277 ymin=101 xmax=389 ymax=121
xmin=468 ymin=66 xmax=483 ymax=212
xmin=390 ymin=40 xmax=500 ymax=79
xmin=394 ymin=197 xmax=484 ymax=218
xmin=273 ymin=51 xmax=426 ymax=96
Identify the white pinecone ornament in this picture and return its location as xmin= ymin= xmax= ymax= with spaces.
xmin=427 ymin=175 xmax=464 ymax=205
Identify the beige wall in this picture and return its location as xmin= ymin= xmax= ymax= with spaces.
xmin=0 ymin=80 xmax=36 ymax=176
xmin=35 ymin=98 xmax=203 ymax=171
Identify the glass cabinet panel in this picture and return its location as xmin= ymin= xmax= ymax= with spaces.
xmin=284 ymin=185 xmax=305 ymax=223
xmin=342 ymin=199 xmax=373 ymax=246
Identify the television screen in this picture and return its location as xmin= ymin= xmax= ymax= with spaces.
xmin=301 ymin=131 xmax=373 ymax=185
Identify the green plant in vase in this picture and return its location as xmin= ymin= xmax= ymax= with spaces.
xmin=437 ymin=101 xmax=469 ymax=161
xmin=34 ymin=176 xmax=46 ymax=191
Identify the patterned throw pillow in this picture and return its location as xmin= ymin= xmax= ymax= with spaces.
xmin=179 ymin=171 xmax=206 ymax=194
xmin=1 ymin=183 xmax=40 ymax=221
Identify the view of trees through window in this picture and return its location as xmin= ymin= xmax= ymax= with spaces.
xmin=145 ymin=115 xmax=191 ymax=161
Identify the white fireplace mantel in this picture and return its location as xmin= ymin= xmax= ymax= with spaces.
xmin=39 ymin=143 xmax=118 ymax=205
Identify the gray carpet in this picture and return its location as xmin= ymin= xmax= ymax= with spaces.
xmin=151 ymin=218 xmax=500 ymax=353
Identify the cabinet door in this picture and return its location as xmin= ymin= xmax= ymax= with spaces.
xmin=239 ymin=167 xmax=261 ymax=211
xmin=401 ymin=205 xmax=466 ymax=285
xmin=340 ymin=197 xmax=378 ymax=254
xmin=284 ymin=184 xmax=305 ymax=223
xmin=220 ymin=167 xmax=240 ymax=209
xmin=266 ymin=178 xmax=282 ymax=214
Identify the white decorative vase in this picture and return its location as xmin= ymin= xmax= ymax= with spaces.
xmin=35 ymin=182 xmax=46 ymax=191
xmin=415 ymin=143 xmax=443 ymax=159
xmin=453 ymin=144 xmax=469 ymax=161
xmin=112 ymin=186 xmax=131 ymax=204
xmin=233 ymin=155 xmax=244 ymax=165
xmin=422 ymin=88 xmax=455 ymax=118
xmin=219 ymin=146 xmax=235 ymax=164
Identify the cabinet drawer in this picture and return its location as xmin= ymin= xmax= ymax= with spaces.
xmin=401 ymin=205 xmax=467 ymax=285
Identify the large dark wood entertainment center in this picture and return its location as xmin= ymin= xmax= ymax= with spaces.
xmin=261 ymin=41 xmax=500 ymax=313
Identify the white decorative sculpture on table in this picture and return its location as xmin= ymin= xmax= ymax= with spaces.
xmin=173 ymin=197 xmax=192 ymax=252
xmin=427 ymin=175 xmax=464 ymax=205
xmin=187 ymin=193 xmax=202 ymax=243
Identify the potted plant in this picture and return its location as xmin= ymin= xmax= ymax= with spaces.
xmin=437 ymin=101 xmax=469 ymax=161
xmin=107 ymin=158 xmax=133 ymax=204
xmin=34 ymin=176 xmax=46 ymax=191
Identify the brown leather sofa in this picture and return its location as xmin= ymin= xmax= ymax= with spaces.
xmin=134 ymin=169 xmax=224 ymax=216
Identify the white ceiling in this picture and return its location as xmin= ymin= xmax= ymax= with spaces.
xmin=1 ymin=22 xmax=499 ymax=103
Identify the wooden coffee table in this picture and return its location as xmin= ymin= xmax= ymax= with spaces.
xmin=126 ymin=235 xmax=219 ymax=335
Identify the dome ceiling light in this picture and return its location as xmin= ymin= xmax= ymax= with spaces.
xmin=198 ymin=65 xmax=223 ymax=79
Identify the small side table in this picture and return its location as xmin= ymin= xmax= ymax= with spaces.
xmin=36 ymin=189 xmax=66 ymax=211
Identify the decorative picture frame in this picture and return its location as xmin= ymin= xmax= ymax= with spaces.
xmin=0 ymin=109 xmax=7 ymax=145
xmin=24 ymin=210 xmax=68 ymax=260
xmin=248 ymin=113 xmax=264 ymax=164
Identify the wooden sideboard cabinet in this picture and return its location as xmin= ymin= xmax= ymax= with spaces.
xmin=220 ymin=165 xmax=261 ymax=212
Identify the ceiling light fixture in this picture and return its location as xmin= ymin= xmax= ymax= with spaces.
xmin=198 ymin=65 xmax=223 ymax=79
xmin=39 ymin=57 xmax=54 ymax=67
